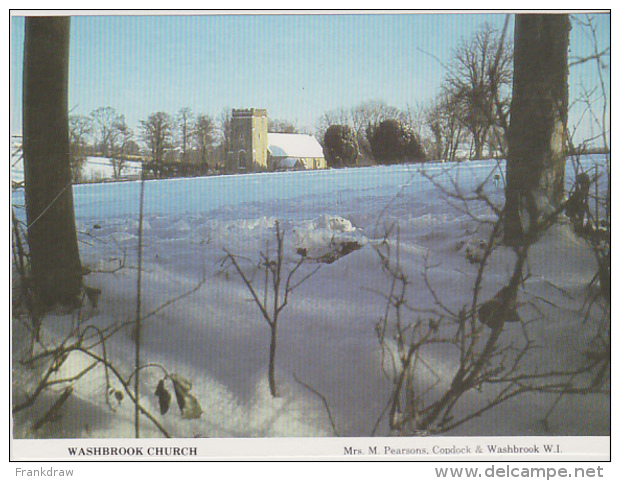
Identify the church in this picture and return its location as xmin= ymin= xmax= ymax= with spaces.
xmin=227 ymin=108 xmax=327 ymax=172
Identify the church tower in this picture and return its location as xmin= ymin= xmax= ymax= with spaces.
xmin=229 ymin=108 xmax=268 ymax=172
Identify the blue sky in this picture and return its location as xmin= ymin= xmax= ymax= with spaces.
xmin=10 ymin=11 xmax=610 ymax=143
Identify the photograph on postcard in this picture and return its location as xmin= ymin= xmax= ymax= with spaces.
xmin=9 ymin=10 xmax=610 ymax=461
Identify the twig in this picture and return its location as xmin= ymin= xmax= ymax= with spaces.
xmin=33 ymin=386 xmax=73 ymax=431
xmin=133 ymin=171 xmax=146 ymax=438
xmin=293 ymin=374 xmax=340 ymax=437
xmin=224 ymin=221 xmax=319 ymax=397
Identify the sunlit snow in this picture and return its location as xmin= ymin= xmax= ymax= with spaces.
xmin=11 ymin=156 xmax=609 ymax=439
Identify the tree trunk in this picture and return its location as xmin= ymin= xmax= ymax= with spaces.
xmin=504 ymin=14 xmax=571 ymax=244
xmin=23 ymin=16 xmax=83 ymax=308
xmin=473 ymin=130 xmax=483 ymax=161
xmin=268 ymin=324 xmax=278 ymax=397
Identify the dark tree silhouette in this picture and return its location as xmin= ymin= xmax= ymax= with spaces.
xmin=367 ymin=119 xmax=425 ymax=165
xmin=23 ymin=16 xmax=83 ymax=308
xmin=323 ymin=124 xmax=359 ymax=168
xmin=194 ymin=113 xmax=216 ymax=169
xmin=504 ymin=14 xmax=571 ymax=244
xmin=141 ymin=111 xmax=174 ymax=178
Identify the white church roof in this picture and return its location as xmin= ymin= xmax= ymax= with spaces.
xmin=267 ymin=133 xmax=325 ymax=158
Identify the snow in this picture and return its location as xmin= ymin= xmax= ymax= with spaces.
xmin=268 ymin=132 xmax=325 ymax=158
xmin=79 ymin=156 xmax=143 ymax=182
xmin=11 ymin=155 xmax=609 ymax=440
xmin=10 ymin=139 xmax=142 ymax=184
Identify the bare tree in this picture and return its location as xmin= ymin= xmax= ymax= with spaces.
xmin=176 ymin=107 xmax=194 ymax=164
xmin=316 ymin=106 xmax=349 ymax=131
xmin=90 ymin=106 xmax=122 ymax=158
xmin=565 ymin=14 xmax=610 ymax=318
xmin=425 ymin=92 xmax=465 ymax=161
xmin=224 ymin=222 xmax=319 ymax=397
xmin=141 ymin=111 xmax=174 ymax=178
xmin=444 ymin=22 xmax=513 ymax=160
xmin=22 ymin=16 xmax=83 ymax=309
xmin=268 ymin=118 xmax=299 ymax=133
xmin=110 ymin=115 xmax=133 ymax=179
xmin=355 ymin=100 xmax=402 ymax=131
xmin=368 ymin=163 xmax=608 ymax=436
xmin=568 ymin=14 xmax=610 ymax=156
xmin=194 ymin=113 xmax=216 ymax=170
xmin=69 ymin=114 xmax=92 ymax=182
xmin=216 ymin=108 xmax=233 ymax=167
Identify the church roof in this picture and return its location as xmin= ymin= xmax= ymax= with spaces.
xmin=267 ymin=133 xmax=325 ymax=158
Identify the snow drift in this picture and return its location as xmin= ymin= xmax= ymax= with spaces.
xmin=11 ymin=157 xmax=610 ymax=439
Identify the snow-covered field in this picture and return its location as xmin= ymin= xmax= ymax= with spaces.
xmin=78 ymin=156 xmax=143 ymax=182
xmin=11 ymin=157 xmax=610 ymax=440
xmin=10 ymin=149 xmax=142 ymax=185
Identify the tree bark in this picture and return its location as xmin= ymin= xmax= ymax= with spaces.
xmin=23 ymin=16 xmax=83 ymax=308
xmin=504 ymin=14 xmax=571 ymax=244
